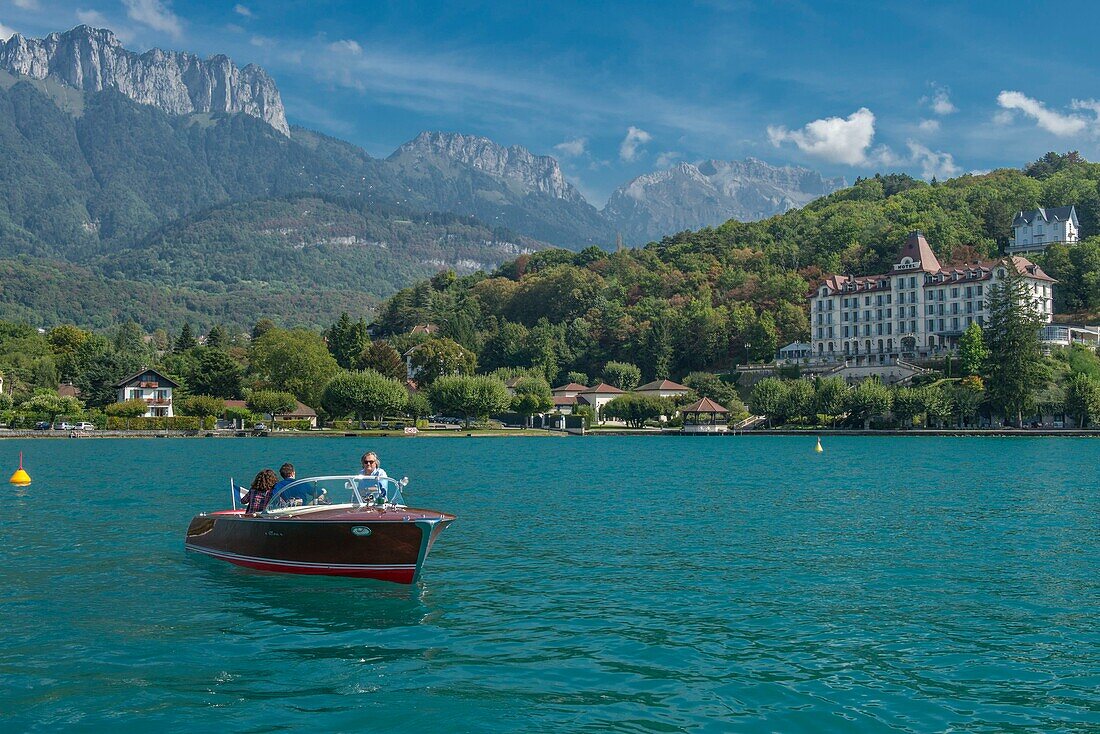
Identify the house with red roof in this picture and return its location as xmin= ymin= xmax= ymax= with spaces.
xmin=576 ymin=383 xmax=624 ymax=421
xmin=635 ymin=379 xmax=690 ymax=399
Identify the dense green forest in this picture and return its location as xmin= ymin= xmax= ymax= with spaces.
xmin=373 ymin=153 xmax=1100 ymax=383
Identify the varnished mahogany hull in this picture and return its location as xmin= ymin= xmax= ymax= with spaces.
xmin=184 ymin=508 xmax=454 ymax=584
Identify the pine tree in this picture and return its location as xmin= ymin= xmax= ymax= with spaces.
xmin=983 ymin=263 xmax=1048 ymax=426
xmin=326 ymin=313 xmax=368 ymax=369
xmin=206 ymin=324 xmax=227 ymax=350
xmin=174 ymin=322 xmax=197 ymax=353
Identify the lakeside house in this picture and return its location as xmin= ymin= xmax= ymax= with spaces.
xmin=577 ymin=383 xmax=624 ymax=420
xmin=115 ymin=368 xmax=177 ymax=417
xmin=58 ymin=381 xmax=81 ymax=399
xmin=809 ymin=231 xmax=1054 ymax=369
xmin=1008 ymin=206 xmax=1079 ymax=255
xmin=550 ymin=382 xmax=589 ymax=415
xmin=219 ymin=399 xmax=318 ymax=429
xmin=635 ymin=379 xmax=691 ymax=399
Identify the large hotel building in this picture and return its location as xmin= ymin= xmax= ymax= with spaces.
xmin=809 ymin=231 xmax=1054 ymax=365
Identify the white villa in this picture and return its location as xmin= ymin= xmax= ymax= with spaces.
xmin=576 ymin=383 xmax=624 ymax=419
xmin=115 ymin=368 xmax=178 ymax=417
xmin=634 ymin=379 xmax=691 ymax=399
xmin=809 ymin=231 xmax=1054 ymax=366
xmin=1008 ymin=206 xmax=1079 ymax=255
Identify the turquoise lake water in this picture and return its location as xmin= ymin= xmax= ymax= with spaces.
xmin=1 ymin=435 xmax=1097 ymax=732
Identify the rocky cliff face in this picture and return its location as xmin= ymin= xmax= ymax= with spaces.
xmin=604 ymin=158 xmax=846 ymax=244
xmin=0 ymin=25 xmax=289 ymax=136
xmin=390 ymin=131 xmax=584 ymax=202
xmin=386 ymin=131 xmax=611 ymax=247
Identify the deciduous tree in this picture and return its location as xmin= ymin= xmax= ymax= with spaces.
xmin=750 ymin=377 xmax=789 ymax=428
xmin=846 ymin=379 xmax=892 ymax=429
xmin=1064 ymin=372 xmax=1100 ymax=427
xmin=427 ymin=375 xmax=511 ymax=428
xmin=247 ymin=390 xmax=299 ymax=424
xmin=249 ymin=328 xmax=339 ymax=406
xmin=321 ymin=370 xmax=408 ymax=427
xmin=408 ymin=338 xmax=476 ymax=385
xmin=601 ymin=361 xmax=641 ymax=391
xmin=958 ymin=322 xmax=988 ymax=376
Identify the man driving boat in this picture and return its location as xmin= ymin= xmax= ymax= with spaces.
xmin=358 ymin=451 xmax=388 ymax=503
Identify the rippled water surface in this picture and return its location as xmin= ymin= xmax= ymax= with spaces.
xmin=1 ymin=435 xmax=1098 ymax=732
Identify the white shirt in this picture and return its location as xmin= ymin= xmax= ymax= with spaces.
xmin=357 ymin=467 xmax=388 ymax=500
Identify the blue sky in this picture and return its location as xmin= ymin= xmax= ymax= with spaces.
xmin=3 ymin=1 xmax=1100 ymax=203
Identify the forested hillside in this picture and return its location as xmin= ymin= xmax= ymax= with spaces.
xmin=373 ymin=154 xmax=1100 ymax=383
xmin=0 ymin=76 xmax=539 ymax=329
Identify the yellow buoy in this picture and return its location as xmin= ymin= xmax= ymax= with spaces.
xmin=815 ymin=437 xmax=823 ymax=453
xmin=9 ymin=451 xmax=31 ymax=486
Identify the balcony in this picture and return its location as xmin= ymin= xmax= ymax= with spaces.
xmin=145 ymin=398 xmax=172 ymax=406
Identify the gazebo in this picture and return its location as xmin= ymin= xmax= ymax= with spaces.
xmin=680 ymin=397 xmax=729 ymax=433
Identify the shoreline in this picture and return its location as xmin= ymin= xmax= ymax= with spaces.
xmin=4 ymin=427 xmax=1100 ymax=439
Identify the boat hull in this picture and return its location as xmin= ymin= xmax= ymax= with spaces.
xmin=184 ymin=508 xmax=454 ymax=584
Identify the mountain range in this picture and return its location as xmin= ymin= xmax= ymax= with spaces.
xmin=0 ymin=25 xmax=845 ymax=329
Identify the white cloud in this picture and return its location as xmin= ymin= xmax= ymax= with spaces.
xmin=328 ymin=39 xmax=363 ymax=55
xmin=996 ymin=91 xmax=1087 ymax=136
xmin=0 ymin=22 xmax=15 ymax=41
xmin=554 ymin=138 xmax=587 ymax=157
xmin=930 ymin=86 xmax=956 ymax=115
xmin=767 ymin=107 xmax=877 ymax=166
xmin=249 ymin=35 xmax=273 ymax=48
xmin=122 ymin=0 xmax=183 ymax=38
xmin=918 ymin=119 xmax=940 ymax=133
xmin=13 ymin=0 xmax=38 ymax=9
xmin=656 ymin=151 xmax=681 ymax=167
xmin=907 ymin=141 xmax=960 ymax=180
xmin=76 ymin=9 xmax=108 ymax=26
xmin=619 ymin=126 xmax=652 ymax=161
xmin=233 ymin=4 xmax=253 ymax=18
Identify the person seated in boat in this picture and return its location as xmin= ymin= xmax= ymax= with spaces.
xmin=358 ymin=451 xmax=388 ymax=504
xmin=243 ymin=468 xmax=278 ymax=514
xmin=270 ymin=463 xmax=300 ymax=506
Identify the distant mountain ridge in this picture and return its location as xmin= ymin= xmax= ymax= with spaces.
xmin=603 ymin=158 xmax=846 ymax=243
xmin=0 ymin=25 xmax=850 ymax=330
xmin=387 ymin=130 xmax=612 ymax=246
xmin=0 ymin=25 xmax=288 ymax=135
xmin=392 ymin=131 xmax=583 ymax=202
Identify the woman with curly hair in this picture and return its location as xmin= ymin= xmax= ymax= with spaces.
xmin=243 ymin=468 xmax=279 ymax=514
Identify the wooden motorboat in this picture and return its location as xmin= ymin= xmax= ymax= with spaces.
xmin=184 ymin=475 xmax=454 ymax=584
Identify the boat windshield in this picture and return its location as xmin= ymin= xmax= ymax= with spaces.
xmin=264 ymin=474 xmax=407 ymax=514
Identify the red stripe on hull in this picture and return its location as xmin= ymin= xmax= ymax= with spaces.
xmin=223 ymin=555 xmax=416 ymax=583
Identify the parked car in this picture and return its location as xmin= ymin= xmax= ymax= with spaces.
xmin=54 ymin=422 xmax=75 ymax=431
xmin=74 ymin=422 xmax=96 ymax=431
xmin=253 ymin=422 xmax=267 ymax=431
xmin=33 ymin=421 xmax=51 ymax=430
